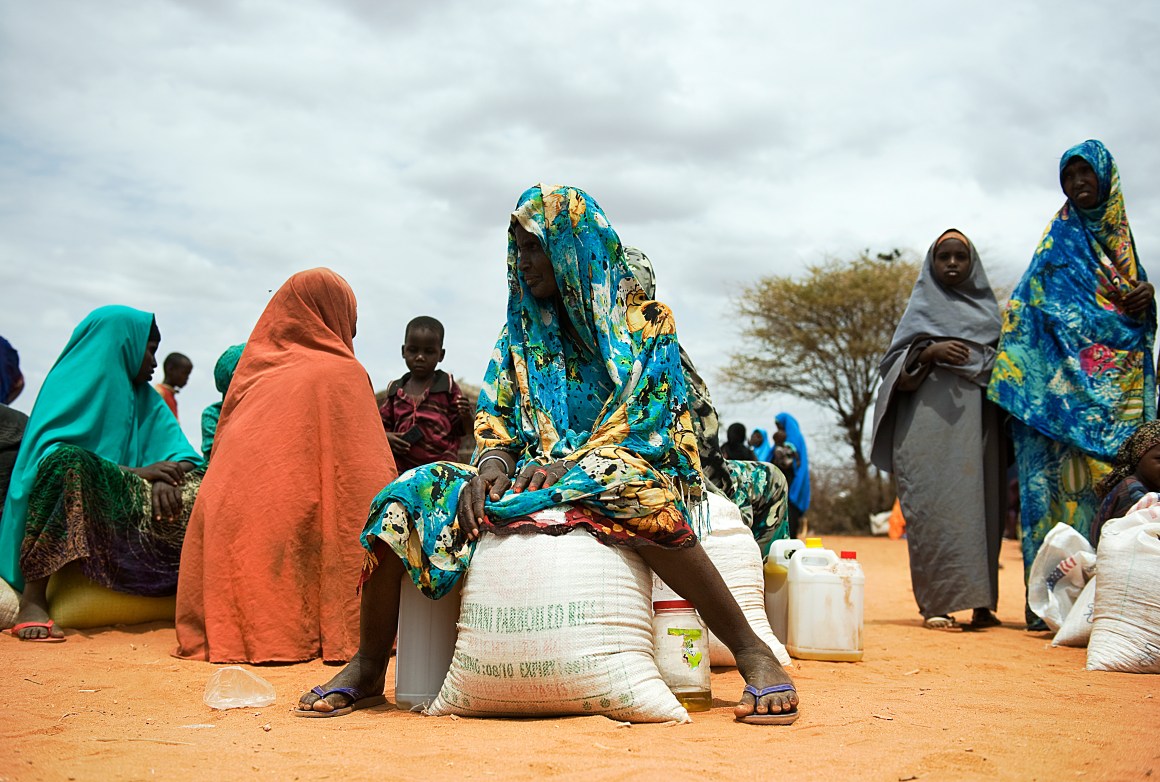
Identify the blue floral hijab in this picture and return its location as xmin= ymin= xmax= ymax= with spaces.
xmin=474 ymin=183 xmax=702 ymax=518
xmin=363 ymin=185 xmax=703 ymax=597
xmin=988 ymin=140 xmax=1156 ymax=460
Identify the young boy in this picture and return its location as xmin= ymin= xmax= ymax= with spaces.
xmin=155 ymin=352 xmax=193 ymax=420
xmin=380 ymin=316 xmax=473 ymax=472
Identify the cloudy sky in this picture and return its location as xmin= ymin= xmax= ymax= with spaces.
xmin=2 ymin=1 xmax=1158 ymax=463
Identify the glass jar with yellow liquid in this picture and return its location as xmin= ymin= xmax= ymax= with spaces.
xmin=652 ymin=599 xmax=712 ymax=712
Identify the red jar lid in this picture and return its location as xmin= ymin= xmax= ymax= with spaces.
xmin=840 ymin=550 xmax=857 ymax=559
xmin=653 ymin=600 xmax=695 ymax=611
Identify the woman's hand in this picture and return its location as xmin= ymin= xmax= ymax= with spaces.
xmin=152 ymin=480 xmax=185 ymax=521
xmin=128 ymin=461 xmax=186 ymax=485
xmin=511 ymin=459 xmax=570 ymax=494
xmin=1122 ymin=280 xmax=1155 ymax=315
xmin=456 ymin=454 xmax=514 ymax=541
xmin=919 ymin=340 xmax=970 ymax=366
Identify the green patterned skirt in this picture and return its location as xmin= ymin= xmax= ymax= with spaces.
xmin=20 ymin=445 xmax=202 ymax=596
xmin=723 ymin=458 xmax=789 ymax=554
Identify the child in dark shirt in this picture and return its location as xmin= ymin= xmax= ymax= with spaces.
xmin=1091 ymin=419 xmax=1160 ymax=548
xmin=771 ymin=428 xmax=797 ymax=486
xmin=380 ymin=316 xmax=473 ymax=473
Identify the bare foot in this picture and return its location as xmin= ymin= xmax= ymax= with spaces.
xmin=297 ymin=652 xmax=387 ymax=713
xmin=732 ymin=645 xmax=798 ymax=719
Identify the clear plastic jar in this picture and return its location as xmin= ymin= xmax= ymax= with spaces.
xmin=652 ymin=599 xmax=712 ymax=711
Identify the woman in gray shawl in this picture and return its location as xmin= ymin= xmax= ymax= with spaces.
xmin=870 ymin=230 xmax=1006 ymax=630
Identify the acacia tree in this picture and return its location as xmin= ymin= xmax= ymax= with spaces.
xmin=723 ymin=251 xmax=919 ymax=497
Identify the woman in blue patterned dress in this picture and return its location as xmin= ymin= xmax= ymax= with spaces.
xmin=988 ymin=140 xmax=1156 ymax=628
xmin=298 ymin=184 xmax=798 ymax=724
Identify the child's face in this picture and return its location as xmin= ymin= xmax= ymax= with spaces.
xmin=748 ymin=431 xmax=764 ymax=447
xmin=168 ymin=359 xmax=193 ymax=388
xmin=1135 ymin=443 xmax=1160 ymax=491
xmin=932 ymin=238 xmax=971 ymax=289
xmin=773 ymin=429 xmax=787 ymax=446
xmin=402 ymin=327 xmax=445 ymax=379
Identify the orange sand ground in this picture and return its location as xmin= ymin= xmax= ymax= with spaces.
xmin=3 ymin=536 xmax=1157 ymax=782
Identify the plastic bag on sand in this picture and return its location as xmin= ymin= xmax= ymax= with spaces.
xmin=1028 ymin=523 xmax=1095 ymax=632
xmin=1087 ymin=506 xmax=1160 ymax=673
xmin=204 ymin=666 xmax=276 ymax=709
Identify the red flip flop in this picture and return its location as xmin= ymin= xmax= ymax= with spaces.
xmin=8 ymin=620 xmax=66 ymax=642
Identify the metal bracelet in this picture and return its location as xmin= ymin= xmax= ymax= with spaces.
xmin=476 ymin=453 xmax=512 ymax=476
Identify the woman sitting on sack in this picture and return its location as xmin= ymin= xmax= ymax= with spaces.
xmin=298 ymin=183 xmax=798 ymax=725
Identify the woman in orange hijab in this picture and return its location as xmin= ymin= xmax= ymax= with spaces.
xmin=175 ymin=268 xmax=397 ymax=663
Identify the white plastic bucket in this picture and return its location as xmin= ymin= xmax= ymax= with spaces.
xmin=786 ymin=548 xmax=864 ymax=661
xmin=395 ymin=576 xmax=462 ymax=711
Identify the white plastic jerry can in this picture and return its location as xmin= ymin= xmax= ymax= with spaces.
xmin=786 ymin=547 xmax=864 ymax=662
xmin=763 ymin=538 xmax=805 ymax=644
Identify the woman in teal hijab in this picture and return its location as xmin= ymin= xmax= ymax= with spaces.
xmin=200 ymin=343 xmax=245 ymax=461
xmin=298 ymin=184 xmax=798 ymax=725
xmin=0 ymin=306 xmax=203 ymax=640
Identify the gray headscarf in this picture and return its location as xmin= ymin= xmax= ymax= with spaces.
xmin=870 ymin=229 xmax=1002 ymax=472
xmin=880 ymin=229 xmax=1001 ymax=378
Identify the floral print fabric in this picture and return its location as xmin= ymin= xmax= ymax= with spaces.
xmin=988 ymin=140 xmax=1156 ymax=461
xmin=364 ymin=185 xmax=702 ymax=598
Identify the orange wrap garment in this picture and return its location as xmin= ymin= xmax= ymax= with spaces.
xmin=174 ymin=268 xmax=397 ymax=663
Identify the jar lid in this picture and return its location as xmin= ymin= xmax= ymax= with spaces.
xmin=805 ymin=537 xmax=823 ymax=548
xmin=653 ymin=599 xmax=695 ymax=611
xmin=840 ymin=550 xmax=857 ymax=559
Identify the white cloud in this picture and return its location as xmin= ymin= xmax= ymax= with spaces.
xmin=2 ymin=0 xmax=1158 ymax=463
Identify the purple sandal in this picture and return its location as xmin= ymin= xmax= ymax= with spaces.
xmin=294 ymin=685 xmax=387 ymax=718
xmin=736 ymin=683 xmax=799 ymax=725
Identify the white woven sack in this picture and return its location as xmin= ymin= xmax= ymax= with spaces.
xmin=0 ymin=579 xmax=18 ymax=629
xmin=428 ymin=520 xmax=689 ymax=723
xmin=673 ymin=491 xmax=792 ymax=668
xmin=1087 ymin=507 xmax=1160 ymax=673
xmin=1052 ymin=576 xmax=1096 ymax=648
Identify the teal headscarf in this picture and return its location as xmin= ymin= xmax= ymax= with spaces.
xmin=200 ymin=343 xmax=245 ymax=460
xmin=0 ymin=306 xmax=202 ymax=590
